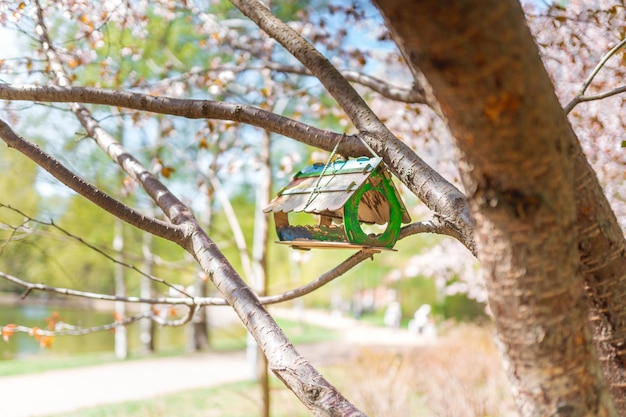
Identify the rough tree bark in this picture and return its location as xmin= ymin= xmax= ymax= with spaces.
xmin=573 ymin=141 xmax=626 ymax=413
xmin=374 ymin=0 xmax=619 ymax=416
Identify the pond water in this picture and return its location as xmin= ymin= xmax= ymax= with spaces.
xmin=0 ymin=304 xmax=188 ymax=361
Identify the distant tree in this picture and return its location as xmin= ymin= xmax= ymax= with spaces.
xmin=1 ymin=0 xmax=626 ymax=416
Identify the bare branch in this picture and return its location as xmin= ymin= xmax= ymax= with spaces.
xmin=1 ymin=310 xmax=193 ymax=342
xmin=0 ymin=83 xmax=353 ymax=154
xmin=259 ymin=219 xmax=469 ymax=304
xmin=0 ymin=203 xmax=191 ymax=297
xmin=580 ymin=38 xmax=626 ymax=96
xmin=0 ymin=120 xmax=184 ymax=243
xmin=3 ymin=269 xmax=195 ymax=327
xmin=262 ymin=251 xmax=375 ymax=305
xmin=0 ymin=217 xmax=454 ymax=314
xmin=263 ymin=62 xmax=427 ymax=103
xmin=342 ymin=70 xmax=427 ymax=103
xmin=565 ymin=84 xmax=626 ymax=114
xmin=565 ymin=38 xmax=626 ymax=114
xmin=0 ymin=269 xmax=211 ymax=306
xmin=3 ymin=317 xmax=146 ymax=339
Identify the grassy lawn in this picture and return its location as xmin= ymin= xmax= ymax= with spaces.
xmin=0 ymin=318 xmax=338 ymax=377
xmin=38 ymin=325 xmax=514 ymax=417
xmin=44 ymin=379 xmax=312 ymax=417
xmin=209 ymin=318 xmax=339 ymax=351
xmin=0 ymin=351 xmax=120 ymax=377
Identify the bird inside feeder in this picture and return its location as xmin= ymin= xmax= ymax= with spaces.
xmin=263 ymin=156 xmax=411 ymax=252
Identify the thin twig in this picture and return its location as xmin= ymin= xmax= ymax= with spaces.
xmin=581 ymin=38 xmax=626 ymax=96
xmin=565 ymin=38 xmax=626 ymax=114
xmin=565 ymin=84 xmax=626 ymax=114
xmin=261 ymin=62 xmax=426 ymax=103
xmin=0 ymin=220 xmax=447 ymax=307
xmin=0 ymin=203 xmax=192 ymax=298
xmin=2 ymin=310 xmax=194 ymax=341
xmin=2 ymin=269 xmax=196 ymax=327
xmin=2 ymin=266 xmax=229 ymax=308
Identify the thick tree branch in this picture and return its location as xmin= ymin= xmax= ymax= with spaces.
xmin=230 ymin=0 xmax=475 ymax=254
xmin=0 ymin=83 xmax=356 ymax=154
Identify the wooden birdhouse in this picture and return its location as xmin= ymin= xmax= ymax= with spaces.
xmin=264 ymin=156 xmax=411 ymax=251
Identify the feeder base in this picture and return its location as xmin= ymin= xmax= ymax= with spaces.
xmin=275 ymin=240 xmax=395 ymax=252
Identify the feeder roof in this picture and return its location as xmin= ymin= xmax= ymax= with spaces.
xmin=263 ymin=157 xmax=411 ymax=224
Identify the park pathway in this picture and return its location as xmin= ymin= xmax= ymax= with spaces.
xmin=0 ymin=350 xmax=249 ymax=417
xmin=0 ymin=309 xmax=428 ymax=417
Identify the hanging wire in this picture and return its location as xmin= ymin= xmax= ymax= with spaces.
xmin=302 ymin=133 xmax=383 ymax=211
xmin=357 ymin=134 xmax=379 ymax=159
xmin=303 ymin=134 xmax=345 ymax=210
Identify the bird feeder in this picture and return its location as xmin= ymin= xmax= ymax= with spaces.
xmin=263 ymin=156 xmax=410 ymax=251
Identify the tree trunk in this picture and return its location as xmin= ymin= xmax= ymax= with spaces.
xmin=374 ymin=1 xmax=617 ymax=416
xmin=250 ymin=129 xmax=272 ymax=417
xmin=187 ymin=277 xmax=210 ymax=352
xmin=140 ymin=226 xmax=155 ymax=354
xmin=113 ymin=219 xmax=128 ymax=360
xmin=186 ymin=163 xmax=215 ymax=354
xmin=572 ymin=143 xmax=626 ymax=414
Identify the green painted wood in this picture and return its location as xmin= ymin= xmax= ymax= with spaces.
xmin=343 ymin=170 xmax=404 ymax=248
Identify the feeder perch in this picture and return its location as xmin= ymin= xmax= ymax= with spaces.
xmin=263 ymin=156 xmax=411 ymax=251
